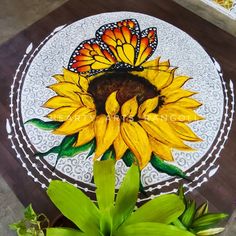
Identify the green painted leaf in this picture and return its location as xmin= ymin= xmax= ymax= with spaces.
xmin=122 ymin=150 xmax=135 ymax=167
xmin=114 ymin=222 xmax=195 ymax=236
xmin=86 ymin=139 xmax=96 ymax=158
xmin=181 ymin=200 xmax=196 ymax=228
xmin=47 ymin=180 xmax=100 ymax=235
xmin=151 ymin=154 xmax=188 ymax=179
xmin=113 ymin=164 xmax=140 ymax=230
xmin=101 ymin=148 xmax=115 ymax=160
xmin=192 ymin=213 xmax=228 ymax=228
xmin=196 ymin=227 xmax=225 ymax=235
xmin=93 ymin=160 xmax=115 ymax=211
xmin=62 ymin=135 xmax=77 ymax=147
xmin=35 ymin=146 xmax=61 ymax=157
xmin=25 ymin=118 xmax=61 ymax=130
xmin=58 ymin=137 xmax=95 ymax=158
xmin=195 ymin=202 xmax=209 ymax=219
xmin=124 ymin=194 xmax=185 ymax=226
xmin=47 ymin=228 xmax=87 ymax=236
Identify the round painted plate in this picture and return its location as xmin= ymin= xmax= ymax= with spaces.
xmin=8 ymin=12 xmax=234 ymax=202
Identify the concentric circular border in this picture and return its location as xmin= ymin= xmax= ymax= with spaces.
xmin=7 ymin=22 xmax=235 ymax=202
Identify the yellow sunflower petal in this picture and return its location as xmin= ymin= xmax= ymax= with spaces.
xmin=105 ymin=91 xmax=120 ymax=116
xmin=78 ymin=75 xmax=89 ymax=91
xmin=159 ymin=60 xmax=170 ymax=71
xmin=75 ymin=122 xmax=95 ymax=147
xmin=113 ymin=133 xmax=128 ymax=160
xmin=142 ymin=57 xmax=160 ymax=69
xmin=80 ymin=94 xmax=95 ymax=109
xmin=63 ymin=68 xmax=79 ymax=84
xmin=149 ymin=137 xmax=174 ymax=161
xmin=47 ymin=107 xmax=77 ymax=122
xmin=153 ymin=69 xmax=175 ymax=90
xmin=163 ymin=89 xmax=196 ymax=104
xmin=158 ymin=104 xmax=204 ymax=123
xmin=43 ymin=96 xmax=82 ymax=109
xmin=174 ymin=97 xmax=202 ymax=109
xmin=138 ymin=96 xmax=159 ymax=119
xmin=49 ymin=82 xmax=83 ymax=100
xmin=121 ymin=121 xmax=152 ymax=169
xmin=162 ymin=76 xmax=191 ymax=91
xmin=139 ymin=116 xmax=192 ymax=150
xmin=121 ymin=96 xmax=138 ymax=118
xmin=94 ymin=115 xmax=120 ymax=159
xmin=53 ymin=107 xmax=96 ymax=135
xmin=169 ymin=122 xmax=202 ymax=142
xmin=130 ymin=57 xmax=161 ymax=80
xmin=53 ymin=74 xmax=64 ymax=82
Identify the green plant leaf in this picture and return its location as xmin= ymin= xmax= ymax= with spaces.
xmin=47 ymin=180 xmax=100 ymax=235
xmin=25 ymin=119 xmax=61 ymax=130
xmin=192 ymin=213 xmax=228 ymax=229
xmin=124 ymin=194 xmax=185 ymax=226
xmin=37 ymin=230 xmax=45 ymax=236
xmin=93 ymin=160 xmax=115 ymax=211
xmin=24 ymin=204 xmax=37 ymax=220
xmin=151 ymin=154 xmax=188 ymax=179
xmin=196 ymin=227 xmax=225 ymax=235
xmin=122 ymin=150 xmax=135 ymax=167
xmin=178 ymin=185 xmax=186 ymax=203
xmin=114 ymin=222 xmax=195 ymax=236
xmin=195 ymin=202 xmax=209 ymax=219
xmin=172 ymin=219 xmax=187 ymax=230
xmin=101 ymin=148 xmax=115 ymax=160
xmin=113 ymin=164 xmax=140 ymax=230
xmin=9 ymin=221 xmax=24 ymax=231
xmin=181 ymin=200 xmax=196 ymax=228
xmin=100 ymin=210 xmax=113 ymax=236
xmin=47 ymin=228 xmax=87 ymax=236
xmin=17 ymin=228 xmax=32 ymax=236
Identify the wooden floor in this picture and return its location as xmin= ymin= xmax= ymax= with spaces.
xmin=0 ymin=1 xmax=67 ymax=234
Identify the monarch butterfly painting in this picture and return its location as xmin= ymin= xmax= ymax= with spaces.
xmin=26 ymin=18 xmax=203 ymax=179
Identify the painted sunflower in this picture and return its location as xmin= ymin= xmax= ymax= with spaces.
xmin=29 ymin=19 xmax=203 ymax=178
xmin=214 ymin=0 xmax=234 ymax=10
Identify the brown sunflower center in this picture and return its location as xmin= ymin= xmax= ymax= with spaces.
xmin=88 ymin=72 xmax=160 ymax=115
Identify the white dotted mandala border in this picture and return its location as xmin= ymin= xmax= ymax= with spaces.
xmin=6 ymin=23 xmax=235 ymax=201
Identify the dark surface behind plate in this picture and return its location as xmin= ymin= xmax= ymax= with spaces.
xmin=0 ymin=0 xmax=236 ymax=220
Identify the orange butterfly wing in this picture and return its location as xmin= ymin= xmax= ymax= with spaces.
xmin=96 ymin=19 xmax=140 ymax=66
xmin=68 ymin=19 xmax=158 ymax=75
xmin=97 ymin=19 xmax=157 ymax=67
xmin=68 ymin=39 xmax=117 ymax=75
xmin=135 ymin=27 xmax=158 ymax=66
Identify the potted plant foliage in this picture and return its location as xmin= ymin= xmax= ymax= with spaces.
xmin=10 ymin=160 xmax=228 ymax=236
